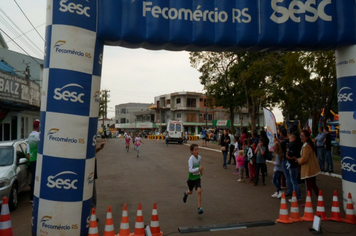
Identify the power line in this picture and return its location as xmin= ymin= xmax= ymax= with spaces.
xmin=0 ymin=12 xmax=43 ymax=57
xmin=0 ymin=28 xmax=42 ymax=66
xmin=13 ymin=0 xmax=45 ymax=41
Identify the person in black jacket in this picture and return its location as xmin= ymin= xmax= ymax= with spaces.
xmin=219 ymin=129 xmax=230 ymax=169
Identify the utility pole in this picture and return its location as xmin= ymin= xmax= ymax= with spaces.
xmin=101 ymin=89 xmax=110 ymax=136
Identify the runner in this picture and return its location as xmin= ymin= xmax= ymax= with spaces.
xmin=183 ymin=144 xmax=204 ymax=214
xmin=134 ymin=133 xmax=144 ymax=157
xmin=125 ymin=132 xmax=131 ymax=152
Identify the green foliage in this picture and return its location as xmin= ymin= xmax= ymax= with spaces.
xmin=189 ymin=50 xmax=337 ymax=134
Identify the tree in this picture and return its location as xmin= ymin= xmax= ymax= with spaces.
xmin=280 ymin=51 xmax=337 ymax=135
xmin=230 ymin=51 xmax=286 ymax=132
xmin=189 ymin=52 xmax=242 ymax=133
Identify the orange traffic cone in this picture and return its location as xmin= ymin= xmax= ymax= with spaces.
xmin=117 ymin=204 xmax=130 ymax=236
xmin=328 ymin=190 xmax=342 ymax=222
xmin=131 ymin=203 xmax=145 ymax=236
xmin=289 ymin=191 xmax=302 ymax=222
xmin=276 ymin=192 xmax=292 ymax=223
xmin=150 ymin=203 xmax=163 ymax=236
xmin=0 ymin=197 xmax=13 ymax=236
xmin=302 ymin=191 xmax=314 ymax=221
xmin=316 ymin=190 xmax=327 ymax=220
xmin=88 ymin=208 xmax=99 ymax=236
xmin=343 ymin=193 xmax=356 ymax=224
xmin=104 ymin=206 xmax=115 ymax=236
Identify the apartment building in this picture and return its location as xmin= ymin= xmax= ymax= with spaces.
xmin=114 ymin=91 xmax=265 ymax=135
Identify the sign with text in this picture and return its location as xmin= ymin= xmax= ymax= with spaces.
xmin=0 ymin=71 xmax=40 ymax=107
xmin=98 ymin=0 xmax=356 ymax=51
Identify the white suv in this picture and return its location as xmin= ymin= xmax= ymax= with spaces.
xmin=0 ymin=140 xmax=31 ymax=210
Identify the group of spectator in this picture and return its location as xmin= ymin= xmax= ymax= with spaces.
xmin=215 ymin=124 xmax=326 ymax=202
xmin=218 ymin=128 xmax=270 ymax=186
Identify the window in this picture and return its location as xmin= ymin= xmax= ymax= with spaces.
xmin=0 ymin=146 xmax=13 ymax=166
xmin=187 ymin=98 xmax=196 ymax=107
xmin=176 ymin=98 xmax=181 ymax=104
xmin=176 ymin=124 xmax=182 ymax=131
xmin=16 ymin=144 xmax=26 ymax=161
xmin=167 ymin=99 xmax=170 ymax=105
xmin=186 ymin=113 xmax=196 ymax=122
xmin=120 ymin=118 xmax=126 ymax=123
xmin=204 ymin=99 xmax=207 ymax=107
xmin=169 ymin=123 xmax=175 ymax=131
xmin=204 ymin=114 xmax=213 ymax=121
xmin=177 ymin=113 xmax=181 ymax=118
xmin=121 ymin=108 xmax=126 ymax=114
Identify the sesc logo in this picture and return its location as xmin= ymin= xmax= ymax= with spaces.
xmin=59 ymin=0 xmax=90 ymax=17
xmin=270 ymin=0 xmax=332 ymax=24
xmin=338 ymin=87 xmax=353 ymax=102
xmin=341 ymin=156 xmax=356 ymax=173
xmin=47 ymin=171 xmax=78 ymax=190
xmin=53 ymin=83 xmax=85 ymax=103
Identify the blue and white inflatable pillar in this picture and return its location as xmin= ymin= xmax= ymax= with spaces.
xmin=335 ymin=46 xmax=356 ymax=211
xmin=32 ymin=0 xmax=103 ymax=235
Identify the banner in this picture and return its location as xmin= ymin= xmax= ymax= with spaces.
xmin=263 ymin=108 xmax=277 ymax=151
xmin=213 ymin=120 xmax=231 ymax=127
xmin=98 ymin=0 xmax=356 ymax=51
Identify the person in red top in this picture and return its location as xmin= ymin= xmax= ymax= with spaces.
xmin=240 ymin=128 xmax=248 ymax=149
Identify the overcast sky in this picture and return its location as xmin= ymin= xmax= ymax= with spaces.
xmin=0 ymin=0 xmax=282 ymax=121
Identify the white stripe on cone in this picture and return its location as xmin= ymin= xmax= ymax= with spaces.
xmin=105 ymin=225 xmax=114 ymax=231
xmin=279 ymin=209 xmax=288 ymax=215
xmin=0 ymin=220 xmax=12 ymax=229
xmin=317 ymin=206 xmax=325 ymax=212
xmin=331 ymin=207 xmax=340 ymax=212
xmin=135 ymin=222 xmax=144 ymax=228
xmin=150 ymin=221 xmax=160 ymax=227
xmin=120 ymin=222 xmax=129 ymax=229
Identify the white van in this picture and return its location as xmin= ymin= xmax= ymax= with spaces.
xmin=166 ymin=120 xmax=184 ymax=144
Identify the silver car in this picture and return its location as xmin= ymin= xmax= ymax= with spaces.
xmin=0 ymin=140 xmax=31 ymax=210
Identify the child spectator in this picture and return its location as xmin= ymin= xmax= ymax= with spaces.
xmin=236 ymin=150 xmax=245 ymax=182
xmin=271 ymin=142 xmax=284 ymax=198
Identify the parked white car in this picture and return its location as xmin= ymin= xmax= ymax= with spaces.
xmin=0 ymin=140 xmax=31 ymax=210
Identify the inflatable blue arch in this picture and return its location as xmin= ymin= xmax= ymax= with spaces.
xmin=34 ymin=1 xmax=356 ymax=235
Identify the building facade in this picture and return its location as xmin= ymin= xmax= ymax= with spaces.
xmin=114 ymin=103 xmax=155 ymax=132
xmin=113 ymin=91 xmax=265 ymax=135
xmin=0 ymin=42 xmax=42 ymax=140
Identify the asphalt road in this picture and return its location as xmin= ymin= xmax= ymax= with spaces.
xmin=9 ymin=138 xmax=356 ymax=236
